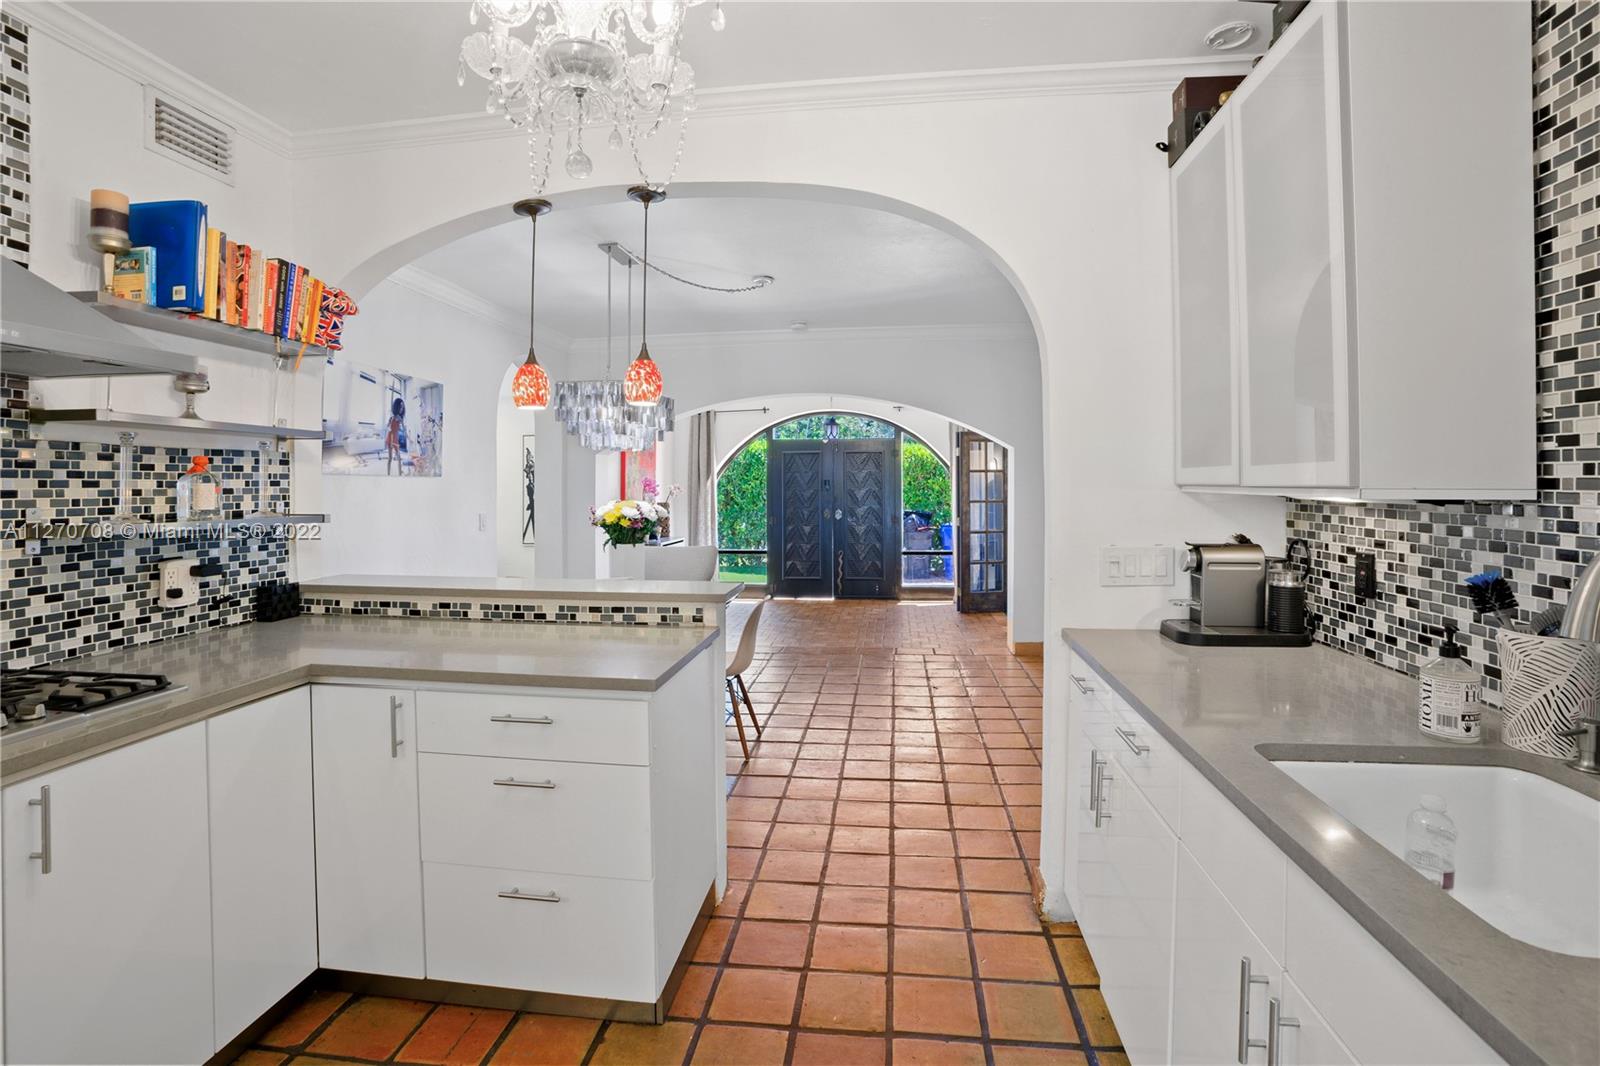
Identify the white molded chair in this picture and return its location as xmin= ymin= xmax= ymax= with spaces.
xmin=726 ymin=597 xmax=767 ymax=758
xmin=643 ymin=545 xmax=718 ymax=581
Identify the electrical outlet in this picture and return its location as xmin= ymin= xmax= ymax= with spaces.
xmin=1354 ymin=552 xmax=1377 ymax=600
xmin=158 ymin=557 xmax=200 ymax=609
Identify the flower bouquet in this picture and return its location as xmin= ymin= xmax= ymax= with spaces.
xmin=591 ymin=479 xmax=681 ymax=549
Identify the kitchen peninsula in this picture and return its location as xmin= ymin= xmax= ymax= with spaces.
xmin=1 ymin=577 xmax=741 ymax=1066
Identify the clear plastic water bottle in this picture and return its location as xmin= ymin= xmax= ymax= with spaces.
xmin=1403 ymin=794 xmax=1457 ymax=890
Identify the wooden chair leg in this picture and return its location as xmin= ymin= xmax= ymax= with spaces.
xmin=726 ymin=677 xmax=749 ymax=759
xmin=736 ymin=674 xmax=762 ymax=736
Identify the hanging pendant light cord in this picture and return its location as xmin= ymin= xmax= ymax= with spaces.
xmin=605 ymin=256 xmax=613 ymax=377
xmin=609 ymin=241 xmax=774 ymax=294
xmin=527 ymin=211 xmax=538 ymax=347
xmin=640 ymin=198 xmax=650 ymax=350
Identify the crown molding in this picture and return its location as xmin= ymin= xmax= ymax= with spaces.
xmin=294 ymin=54 xmax=1257 ymax=159
xmin=384 ymin=264 xmax=577 ymax=347
xmin=567 ymin=321 xmax=1035 ymax=355
xmin=14 ymin=0 xmax=295 ymax=157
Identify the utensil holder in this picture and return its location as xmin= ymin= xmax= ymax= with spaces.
xmin=1497 ymin=631 xmax=1600 ymax=758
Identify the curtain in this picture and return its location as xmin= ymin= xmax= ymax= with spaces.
xmin=685 ymin=410 xmax=716 ymax=546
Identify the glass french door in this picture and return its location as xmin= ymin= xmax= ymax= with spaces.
xmin=956 ymin=431 xmax=1007 ymax=613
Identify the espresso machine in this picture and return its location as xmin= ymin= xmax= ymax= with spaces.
xmin=1160 ymin=536 xmax=1312 ymax=647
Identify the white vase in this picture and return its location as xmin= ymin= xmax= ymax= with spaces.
xmin=607 ymin=543 xmax=648 ymax=579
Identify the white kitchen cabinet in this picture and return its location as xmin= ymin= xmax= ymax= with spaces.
xmin=1172 ymin=105 xmax=1240 ymax=485
xmin=311 ymin=684 xmax=426 ymax=979
xmin=1173 ymin=0 xmax=1535 ymax=500
xmin=1276 ymin=972 xmax=1358 ymax=1066
xmin=1171 ymin=845 xmax=1279 ymax=1066
xmin=2 ymin=724 xmax=214 ymax=1065
xmin=208 ymin=687 xmax=318 ymax=1050
xmin=1065 ymin=658 xmax=1115 ymax=921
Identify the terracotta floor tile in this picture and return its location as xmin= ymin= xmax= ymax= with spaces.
xmin=1053 ymin=936 xmax=1100 ymax=986
xmin=1045 ymin=920 xmax=1080 ymax=936
xmin=959 ymin=858 xmax=1033 ymax=893
xmin=893 ymin=888 xmax=965 ymax=929
xmin=229 ymin=1053 xmax=288 ymax=1066
xmin=727 ymin=820 xmax=771 ymax=848
xmin=787 ymin=777 xmax=841 ymax=799
xmin=893 ymin=803 xmax=953 ymax=829
xmin=768 ymin=823 xmax=832 ymax=852
xmin=840 ymin=780 xmax=893 ymax=802
xmin=693 ymin=917 xmax=735 ymax=961
xmin=307 ymin=996 xmax=432 ymax=1060
xmin=728 ymin=847 xmax=761 ymax=879
xmin=759 ymin=849 xmax=826 ymax=883
xmin=668 ymin=965 xmax=717 ymax=1019
xmin=894 ymin=856 xmax=960 ymax=890
xmin=971 ymin=932 xmax=1059 ymax=981
xmin=954 ymin=829 xmax=1019 ymax=858
xmin=257 ymin=989 xmax=351 ymax=1048
xmin=825 ymin=852 xmax=892 ymax=886
xmin=946 ymin=783 xmax=1004 ymax=806
xmin=1097 ymin=1053 xmax=1132 ymax=1066
xmin=488 ymin=1015 xmax=600 ymax=1065
xmin=728 ymin=797 xmax=779 ymax=822
xmin=799 ymin=972 xmax=888 ymax=1032
xmin=1073 ymin=987 xmax=1122 ymax=1047
xmin=892 ymin=976 xmax=982 ymax=1037
xmin=835 ymin=800 xmax=894 ymax=826
xmin=830 ymin=825 xmax=892 ymax=854
xmin=713 ymin=880 xmax=749 ymax=918
xmin=707 ymin=968 xmax=801 ymax=1026
xmin=991 ymin=1047 xmax=1089 ymax=1065
xmin=791 ymin=1032 xmax=887 ymax=1066
xmin=730 ymin=920 xmax=813 ymax=968
xmin=981 ymin=982 xmax=1076 ymax=1044
xmin=950 ymin=806 xmax=1011 ymax=830
xmin=779 ymin=798 xmax=836 ymax=824
xmin=891 ymin=1038 xmax=987 ymax=1066
xmin=689 ymin=1024 xmax=790 ymax=1065
xmin=818 ymin=885 xmax=890 ymax=925
xmin=892 ymin=781 xmax=947 ymax=804
xmin=586 ymin=1020 xmax=695 ymax=1066
xmin=396 ymin=1004 xmax=514 ymax=1065
xmin=810 ymin=923 xmax=889 ymax=973
xmin=744 ymin=881 xmax=820 ymax=921
xmin=964 ymin=892 xmax=1039 ymax=932
xmin=892 ymin=928 xmax=973 ymax=977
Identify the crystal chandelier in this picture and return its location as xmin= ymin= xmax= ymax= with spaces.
xmin=458 ymin=0 xmax=725 ymax=193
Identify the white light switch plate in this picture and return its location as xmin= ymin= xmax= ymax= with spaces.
xmin=1100 ymin=545 xmax=1175 ymax=586
xmin=158 ymin=557 xmax=200 ymax=609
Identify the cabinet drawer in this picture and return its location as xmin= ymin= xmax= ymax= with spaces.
xmin=1176 ymin=759 xmax=1286 ymax=964
xmin=416 ymin=689 xmax=649 ymax=765
xmin=419 ymin=753 xmax=652 ymax=879
xmin=1105 ymin=695 xmax=1183 ymax=833
xmin=423 ymin=861 xmax=658 ymax=1003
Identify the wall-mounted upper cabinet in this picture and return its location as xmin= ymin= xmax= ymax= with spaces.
xmin=1172 ymin=1 xmax=1535 ymax=502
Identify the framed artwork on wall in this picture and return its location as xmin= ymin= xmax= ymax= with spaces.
xmin=321 ymin=355 xmax=444 ymax=477
xmin=522 ymin=434 xmax=536 ymax=544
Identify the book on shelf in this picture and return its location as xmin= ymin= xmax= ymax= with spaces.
xmin=202 ymin=227 xmax=222 ymax=319
xmin=127 ymin=200 xmax=206 ymax=311
xmin=247 ymin=250 xmax=266 ymax=331
xmin=275 ymin=261 xmax=297 ymax=339
xmin=111 ymin=247 xmax=156 ymax=304
xmin=264 ymin=258 xmax=282 ymax=336
xmin=223 ymin=240 xmax=240 ymax=326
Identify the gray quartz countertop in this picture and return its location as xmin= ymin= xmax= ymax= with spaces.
xmin=302 ymin=574 xmax=744 ymax=604
xmin=1063 ymin=629 xmax=1599 ymax=1066
xmin=2 ymin=616 xmax=720 ymax=784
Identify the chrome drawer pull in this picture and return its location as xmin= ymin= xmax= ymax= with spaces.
xmin=489 ymin=714 xmax=556 ymax=725
xmin=1089 ymin=750 xmax=1107 ymax=815
xmin=1238 ymin=957 xmax=1270 ymax=1063
xmin=498 ymin=887 xmax=561 ymax=903
xmin=389 ymin=695 xmax=404 ymax=758
xmin=494 ymin=777 xmax=557 ymax=789
xmin=28 ymin=785 xmax=51 ymax=875
xmin=1266 ymin=996 xmax=1299 ymax=1066
xmin=1094 ymin=769 xmax=1113 ymax=827
xmin=1114 ymin=726 xmax=1150 ymax=756
xmin=1069 ymin=674 xmax=1095 ymax=695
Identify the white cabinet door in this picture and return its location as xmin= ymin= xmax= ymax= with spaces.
xmin=1275 ymin=973 xmax=1358 ymax=1066
xmin=208 ymin=688 xmax=318 ymax=1049
xmin=311 ymin=684 xmax=425 ymax=978
xmin=1066 ymin=666 xmax=1115 ymax=926
xmin=1172 ymin=110 xmax=1240 ymax=485
xmin=1171 ymin=846 xmax=1279 ymax=1066
xmin=1234 ymin=4 xmax=1354 ymax=488
xmin=1084 ymin=770 xmax=1177 ymax=1066
xmin=2 ymin=724 xmax=214 ymax=1065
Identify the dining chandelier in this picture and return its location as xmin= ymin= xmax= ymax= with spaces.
xmin=458 ymin=0 xmax=725 ymax=193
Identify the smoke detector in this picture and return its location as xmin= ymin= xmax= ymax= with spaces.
xmin=1204 ymin=20 xmax=1256 ymax=51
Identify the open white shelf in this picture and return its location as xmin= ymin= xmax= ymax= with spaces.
xmin=71 ymin=291 xmax=333 ymax=362
xmin=28 ymin=407 xmax=324 ymax=442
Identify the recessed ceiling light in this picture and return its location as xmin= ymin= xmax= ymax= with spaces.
xmin=1204 ymin=20 xmax=1257 ymax=51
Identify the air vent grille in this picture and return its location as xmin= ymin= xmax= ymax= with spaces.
xmin=143 ymin=86 xmax=235 ymax=184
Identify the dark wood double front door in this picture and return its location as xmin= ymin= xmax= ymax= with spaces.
xmin=768 ymin=438 xmax=901 ymax=599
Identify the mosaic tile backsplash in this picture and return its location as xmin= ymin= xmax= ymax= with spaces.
xmin=0 ymin=10 xmax=27 ymax=267
xmin=1 ymin=374 xmax=293 ymax=667
xmin=1286 ymin=0 xmax=1599 ymax=693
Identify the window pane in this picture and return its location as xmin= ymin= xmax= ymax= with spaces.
xmin=969 ymin=563 xmax=988 ymax=591
xmin=772 ymin=414 xmax=896 ymax=440
xmin=968 ymin=503 xmax=988 ymax=530
xmin=968 ymin=473 xmax=987 ymax=502
xmin=988 ymin=502 xmax=1005 ymax=530
xmin=985 ymin=532 xmax=1005 ymax=560
xmin=987 ymin=564 xmax=1005 ymax=592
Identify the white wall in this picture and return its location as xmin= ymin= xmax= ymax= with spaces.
xmin=295 ymin=277 xmax=530 ymax=578
xmin=495 ymin=378 xmax=540 ymax=578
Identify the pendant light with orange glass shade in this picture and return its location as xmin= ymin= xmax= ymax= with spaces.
xmin=510 ymin=197 xmax=553 ymax=410
xmin=623 ymin=185 xmax=665 ymax=407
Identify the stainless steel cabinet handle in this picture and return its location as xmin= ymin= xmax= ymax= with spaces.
xmin=493 ymin=777 xmax=557 ymax=789
xmin=1266 ymin=996 xmax=1300 ymax=1066
xmin=389 ymin=695 xmax=404 ymax=758
xmin=1238 ymin=957 xmax=1270 ymax=1063
xmin=1069 ymin=674 xmax=1094 ymax=695
xmin=497 ymin=887 xmax=561 ymax=903
xmin=1094 ymin=768 xmax=1113 ymax=827
xmin=28 ymin=785 xmax=51 ymax=875
xmin=489 ymin=714 xmax=555 ymax=725
xmin=1089 ymin=750 xmax=1107 ymax=816
xmin=1114 ymin=726 xmax=1150 ymax=755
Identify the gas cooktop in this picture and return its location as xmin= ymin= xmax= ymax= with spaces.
xmin=1 ymin=669 xmax=185 ymax=737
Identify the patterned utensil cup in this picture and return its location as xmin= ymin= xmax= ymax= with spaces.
xmin=1497 ymin=631 xmax=1600 ymax=758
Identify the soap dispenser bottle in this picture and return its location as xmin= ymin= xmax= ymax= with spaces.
xmin=177 ymin=455 xmax=222 ymax=521
xmin=1418 ymin=622 xmax=1482 ymax=743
